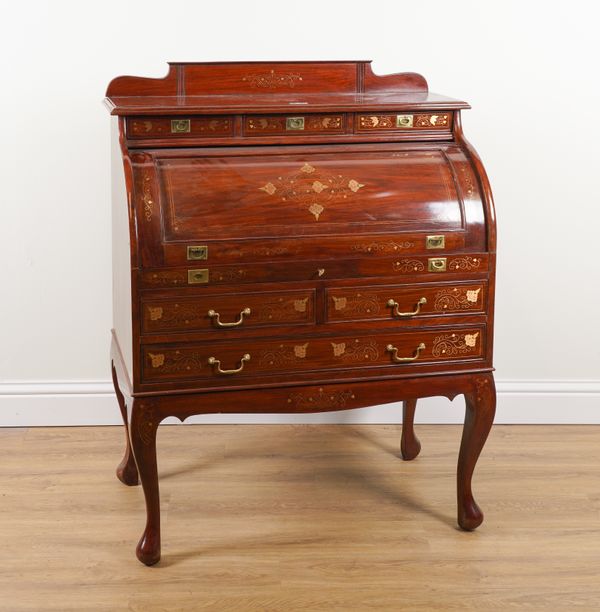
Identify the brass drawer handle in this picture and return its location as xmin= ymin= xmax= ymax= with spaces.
xmin=207 ymin=307 xmax=251 ymax=328
xmin=387 ymin=297 xmax=427 ymax=318
xmin=428 ymin=257 xmax=447 ymax=272
xmin=208 ymin=353 xmax=251 ymax=375
xmin=386 ymin=342 xmax=426 ymax=363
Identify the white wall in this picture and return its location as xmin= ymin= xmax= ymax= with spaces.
xmin=1 ymin=0 xmax=599 ymax=424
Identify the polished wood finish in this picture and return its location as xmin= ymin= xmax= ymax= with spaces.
xmin=105 ymin=61 xmax=497 ymax=565
xmin=3 ymin=425 xmax=600 ymax=610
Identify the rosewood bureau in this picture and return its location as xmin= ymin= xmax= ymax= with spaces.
xmin=105 ymin=61 xmax=497 ymax=566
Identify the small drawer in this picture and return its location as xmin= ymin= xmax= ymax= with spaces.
xmin=244 ymin=114 xmax=345 ymax=135
xmin=127 ymin=116 xmax=234 ymax=138
xmin=142 ymin=289 xmax=316 ymax=334
xmin=326 ymin=282 xmax=486 ymax=323
xmin=141 ymin=327 xmax=485 ymax=385
xmin=356 ymin=112 xmax=452 ymax=132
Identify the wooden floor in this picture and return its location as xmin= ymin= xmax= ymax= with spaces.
xmin=1 ymin=424 xmax=599 ymax=611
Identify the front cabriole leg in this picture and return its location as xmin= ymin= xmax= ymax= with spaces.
xmin=130 ymin=399 xmax=161 ymax=565
xmin=457 ymin=374 xmax=496 ymax=530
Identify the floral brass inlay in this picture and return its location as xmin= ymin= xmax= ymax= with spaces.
xmin=432 ymin=332 xmax=480 ymax=357
xmin=352 ymin=240 xmax=414 ymax=254
xmin=147 ymin=350 xmax=204 ymax=373
xmin=259 ymin=162 xmax=365 ymax=222
xmin=243 ymin=70 xmax=303 ymax=88
xmin=247 ymin=115 xmax=342 ymax=132
xmin=460 ymin=165 xmax=475 ymax=197
xmin=144 ymin=271 xmax=187 ymax=286
xmin=331 ymin=339 xmax=379 ymax=361
xmin=136 ymin=402 xmax=157 ymax=446
xmin=142 ymin=172 xmax=154 ymax=222
xmin=393 ymin=259 xmax=425 ymax=273
xmin=148 ymin=306 xmax=164 ymax=321
xmin=258 ymin=296 xmax=310 ymax=321
xmin=331 ymin=293 xmax=380 ymax=315
xmin=259 ymin=343 xmax=309 ymax=366
xmin=448 ymin=256 xmax=481 ymax=271
xmin=287 ymin=388 xmax=355 ymax=410
xmin=433 ymin=287 xmax=482 ymax=311
xmin=359 ymin=114 xmax=449 ymax=130
xmin=215 ymin=269 xmax=247 ymax=282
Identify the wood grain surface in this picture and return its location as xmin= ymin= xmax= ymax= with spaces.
xmin=1 ymin=424 xmax=599 ymax=610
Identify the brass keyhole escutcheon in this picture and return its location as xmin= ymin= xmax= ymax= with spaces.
xmin=286 ymin=116 xmax=305 ymax=130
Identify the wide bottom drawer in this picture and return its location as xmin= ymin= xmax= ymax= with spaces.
xmin=142 ymin=326 xmax=485 ymax=385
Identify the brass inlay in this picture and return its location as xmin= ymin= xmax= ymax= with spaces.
xmin=286 ymin=116 xmax=305 ymax=130
xmin=387 ymin=297 xmax=427 ymax=318
xmin=208 ymin=353 xmax=250 ymax=375
xmin=396 ymin=114 xmax=414 ymax=128
xmin=243 ymin=70 xmax=302 ymax=88
xmin=432 ymin=332 xmax=480 ymax=357
xmin=386 ymin=342 xmax=426 ymax=363
xmin=426 ymin=235 xmax=445 ymax=249
xmin=428 ymin=257 xmax=447 ymax=272
xmin=207 ymin=307 xmax=251 ymax=328
xmin=148 ymin=353 xmax=165 ymax=368
xmin=171 ymin=119 xmax=191 ymax=133
xmin=316 ymin=268 xmax=326 ymax=277
xmin=187 ymin=245 xmax=208 ymax=261
xmin=187 ymin=269 xmax=209 ymax=284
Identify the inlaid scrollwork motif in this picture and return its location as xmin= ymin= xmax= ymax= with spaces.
xmin=359 ymin=114 xmax=449 ymax=129
xmin=259 ymin=162 xmax=365 ymax=221
xmin=259 ymin=343 xmax=309 ymax=366
xmin=214 ymin=269 xmax=247 ymax=282
xmin=247 ymin=115 xmax=342 ymax=132
xmin=393 ymin=259 xmax=425 ymax=273
xmin=136 ymin=402 xmax=157 ymax=446
xmin=243 ymin=70 xmax=302 ymax=88
xmin=146 ymin=350 xmax=204 ymax=373
xmin=352 ymin=241 xmax=415 ymax=254
xmin=331 ymin=339 xmax=379 ymax=362
xmin=287 ymin=388 xmax=355 ymax=410
xmin=144 ymin=271 xmax=187 ymax=286
xmin=331 ymin=293 xmax=381 ymax=315
xmin=433 ymin=287 xmax=482 ymax=311
xmin=414 ymin=114 xmax=450 ymax=128
xmin=145 ymin=303 xmax=200 ymax=328
xmin=460 ymin=166 xmax=475 ymax=196
xmin=258 ymin=297 xmax=310 ymax=321
xmin=432 ymin=332 xmax=480 ymax=357
xmin=142 ymin=172 xmax=154 ymax=222
xmin=448 ymin=257 xmax=481 ymax=271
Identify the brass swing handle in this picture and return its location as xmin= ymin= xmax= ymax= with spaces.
xmin=207 ymin=307 xmax=251 ymax=328
xmin=387 ymin=297 xmax=427 ymax=318
xmin=208 ymin=353 xmax=251 ymax=375
xmin=386 ymin=342 xmax=426 ymax=363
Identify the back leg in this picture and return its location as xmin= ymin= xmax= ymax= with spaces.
xmin=112 ymin=362 xmax=139 ymax=486
xmin=401 ymin=398 xmax=421 ymax=460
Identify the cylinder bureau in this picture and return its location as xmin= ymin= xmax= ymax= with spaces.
xmin=105 ymin=61 xmax=497 ymax=566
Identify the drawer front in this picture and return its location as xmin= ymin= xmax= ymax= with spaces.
xmin=127 ymin=116 xmax=234 ymax=138
xmin=141 ymin=327 xmax=485 ymax=384
xmin=142 ymin=289 xmax=315 ymax=334
xmin=244 ymin=114 xmax=345 ymax=135
xmin=163 ymin=232 xmax=466 ymax=266
xmin=139 ymin=254 xmax=489 ymax=288
xmin=326 ymin=282 xmax=486 ymax=323
xmin=356 ymin=113 xmax=452 ymax=132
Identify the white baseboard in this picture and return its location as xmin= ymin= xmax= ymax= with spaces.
xmin=1 ymin=380 xmax=599 ymax=426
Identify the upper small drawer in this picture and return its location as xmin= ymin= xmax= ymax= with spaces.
xmin=126 ymin=116 xmax=234 ymax=138
xmin=356 ymin=113 xmax=452 ymax=132
xmin=243 ymin=114 xmax=346 ymax=136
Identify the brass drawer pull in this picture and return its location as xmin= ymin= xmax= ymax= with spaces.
xmin=171 ymin=119 xmax=191 ymax=133
xmin=386 ymin=342 xmax=426 ymax=363
xmin=387 ymin=297 xmax=427 ymax=318
xmin=428 ymin=257 xmax=447 ymax=272
xmin=396 ymin=114 xmax=414 ymax=128
xmin=207 ymin=307 xmax=251 ymax=328
xmin=286 ymin=116 xmax=305 ymax=130
xmin=208 ymin=353 xmax=251 ymax=375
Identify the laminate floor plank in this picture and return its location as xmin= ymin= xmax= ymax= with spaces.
xmin=1 ymin=424 xmax=599 ymax=611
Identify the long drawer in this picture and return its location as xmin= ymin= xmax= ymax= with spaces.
xmin=140 ymin=254 xmax=489 ymax=288
xmin=141 ymin=326 xmax=485 ymax=385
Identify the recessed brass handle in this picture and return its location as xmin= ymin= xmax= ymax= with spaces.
xmin=208 ymin=353 xmax=251 ymax=375
xmin=207 ymin=307 xmax=251 ymax=328
xmin=386 ymin=342 xmax=426 ymax=363
xmin=387 ymin=297 xmax=427 ymax=318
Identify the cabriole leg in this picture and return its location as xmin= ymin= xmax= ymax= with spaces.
xmin=130 ymin=399 xmax=161 ymax=566
xmin=112 ymin=362 xmax=138 ymax=486
xmin=457 ymin=374 xmax=496 ymax=530
xmin=401 ymin=398 xmax=421 ymax=460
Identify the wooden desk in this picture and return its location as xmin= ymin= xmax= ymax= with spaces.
xmin=105 ymin=61 xmax=496 ymax=565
